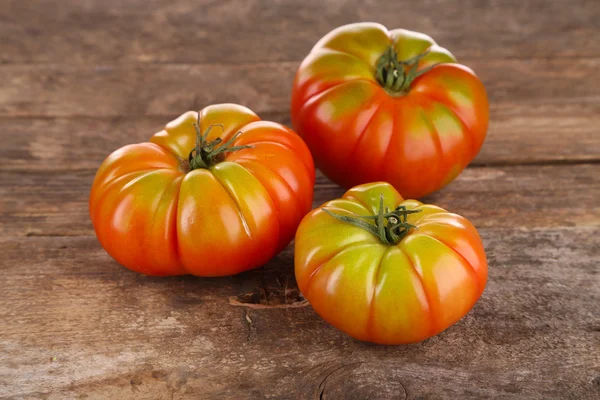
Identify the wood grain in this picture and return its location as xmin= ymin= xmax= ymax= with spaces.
xmin=1 ymin=57 xmax=599 ymax=118
xmin=1 ymin=0 xmax=598 ymax=65
xmin=1 ymin=226 xmax=598 ymax=399
xmin=1 ymin=164 xmax=599 ymax=237
xmin=1 ymin=103 xmax=599 ymax=173
xmin=1 ymin=0 xmax=599 ymax=398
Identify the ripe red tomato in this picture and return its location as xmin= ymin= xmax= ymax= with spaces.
xmin=295 ymin=182 xmax=487 ymax=344
xmin=90 ymin=104 xmax=315 ymax=276
xmin=291 ymin=23 xmax=489 ymax=199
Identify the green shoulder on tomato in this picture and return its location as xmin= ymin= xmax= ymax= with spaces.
xmin=291 ymin=23 xmax=489 ymax=199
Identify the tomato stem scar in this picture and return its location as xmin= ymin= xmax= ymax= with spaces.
xmin=188 ymin=114 xmax=253 ymax=170
xmin=323 ymin=195 xmax=421 ymax=245
xmin=375 ymin=47 xmax=439 ymax=95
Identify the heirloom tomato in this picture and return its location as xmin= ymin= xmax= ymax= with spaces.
xmin=90 ymin=104 xmax=315 ymax=276
xmin=291 ymin=23 xmax=489 ymax=198
xmin=295 ymin=182 xmax=487 ymax=344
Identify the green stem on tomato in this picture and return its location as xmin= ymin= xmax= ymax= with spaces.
xmin=188 ymin=115 xmax=252 ymax=170
xmin=375 ymin=46 xmax=439 ymax=95
xmin=323 ymin=195 xmax=421 ymax=245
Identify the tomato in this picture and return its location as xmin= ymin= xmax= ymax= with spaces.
xmin=295 ymin=182 xmax=487 ymax=344
xmin=90 ymin=104 xmax=315 ymax=276
xmin=291 ymin=23 xmax=489 ymax=199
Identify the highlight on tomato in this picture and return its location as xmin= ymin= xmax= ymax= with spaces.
xmin=294 ymin=182 xmax=487 ymax=344
xmin=90 ymin=104 xmax=315 ymax=277
xmin=291 ymin=23 xmax=489 ymax=199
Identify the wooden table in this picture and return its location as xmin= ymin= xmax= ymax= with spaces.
xmin=1 ymin=1 xmax=599 ymax=398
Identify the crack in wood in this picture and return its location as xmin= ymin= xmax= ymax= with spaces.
xmin=317 ymin=364 xmax=352 ymax=400
xmin=244 ymin=309 xmax=254 ymax=343
xmin=229 ymin=278 xmax=309 ymax=309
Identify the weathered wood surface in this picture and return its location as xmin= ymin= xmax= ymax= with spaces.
xmin=1 ymin=0 xmax=599 ymax=63
xmin=2 ymin=164 xmax=599 ymax=238
xmin=2 ymin=105 xmax=600 ymax=172
xmin=1 ymin=228 xmax=599 ymax=399
xmin=2 ymin=58 xmax=599 ymax=118
xmin=1 ymin=0 xmax=599 ymax=399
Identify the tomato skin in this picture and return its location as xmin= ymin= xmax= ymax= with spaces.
xmin=291 ymin=23 xmax=489 ymax=199
xmin=90 ymin=104 xmax=315 ymax=277
xmin=294 ymin=182 xmax=487 ymax=344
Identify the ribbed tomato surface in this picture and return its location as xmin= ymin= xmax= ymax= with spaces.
xmin=291 ymin=23 xmax=489 ymax=198
xmin=90 ymin=104 xmax=315 ymax=276
xmin=295 ymin=182 xmax=487 ymax=344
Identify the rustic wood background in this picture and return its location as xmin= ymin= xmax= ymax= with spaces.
xmin=1 ymin=0 xmax=599 ymax=399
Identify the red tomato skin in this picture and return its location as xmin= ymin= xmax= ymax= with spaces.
xmin=90 ymin=104 xmax=315 ymax=277
xmin=294 ymin=182 xmax=487 ymax=344
xmin=291 ymin=23 xmax=489 ymax=199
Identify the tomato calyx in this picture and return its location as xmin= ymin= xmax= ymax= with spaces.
xmin=324 ymin=195 xmax=421 ymax=245
xmin=188 ymin=119 xmax=252 ymax=170
xmin=375 ymin=47 xmax=439 ymax=95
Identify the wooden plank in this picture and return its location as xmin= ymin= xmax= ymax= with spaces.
xmin=0 ymin=0 xmax=598 ymax=64
xmin=1 ymin=226 xmax=598 ymax=398
xmin=1 ymin=103 xmax=599 ymax=173
xmin=1 ymin=57 xmax=599 ymax=118
xmin=477 ymin=104 xmax=600 ymax=166
xmin=1 ymin=164 xmax=599 ymax=238
xmin=0 ymin=114 xmax=284 ymax=172
xmin=1 ymin=1 xmax=597 ymax=398
xmin=0 ymin=63 xmax=296 ymax=118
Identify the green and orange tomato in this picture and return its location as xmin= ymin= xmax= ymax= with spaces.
xmin=294 ymin=182 xmax=487 ymax=344
xmin=90 ymin=103 xmax=315 ymax=276
xmin=291 ymin=23 xmax=489 ymax=199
